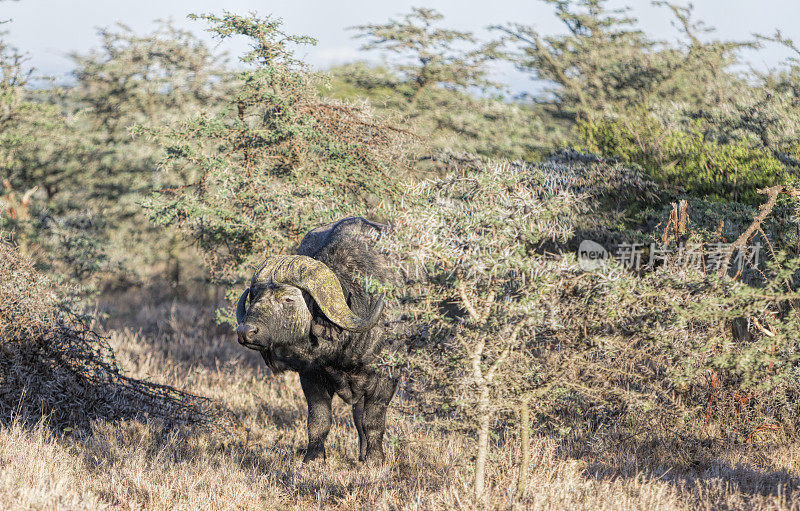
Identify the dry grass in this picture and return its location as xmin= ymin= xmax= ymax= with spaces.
xmin=0 ymin=286 xmax=799 ymax=510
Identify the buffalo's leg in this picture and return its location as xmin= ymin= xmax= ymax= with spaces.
xmin=353 ymin=397 xmax=367 ymax=461
xmin=362 ymin=378 xmax=398 ymax=463
xmin=300 ymin=372 xmax=332 ymax=462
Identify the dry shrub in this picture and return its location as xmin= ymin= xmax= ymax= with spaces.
xmin=0 ymin=240 xmax=213 ymax=429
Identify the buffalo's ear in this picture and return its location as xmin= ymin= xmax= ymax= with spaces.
xmin=347 ymin=294 xmax=384 ymax=333
xmin=236 ymin=288 xmax=250 ymax=324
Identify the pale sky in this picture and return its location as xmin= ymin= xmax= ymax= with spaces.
xmin=2 ymin=0 xmax=800 ymax=94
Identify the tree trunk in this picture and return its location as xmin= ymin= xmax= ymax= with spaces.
xmin=474 ymin=385 xmax=491 ymax=499
xmin=517 ymin=399 xmax=530 ymax=499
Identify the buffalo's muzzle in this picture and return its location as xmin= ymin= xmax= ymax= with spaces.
xmin=237 ymin=324 xmax=259 ymax=345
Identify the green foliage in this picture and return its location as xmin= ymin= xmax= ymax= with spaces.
xmin=0 ymin=32 xmax=78 ymax=200
xmin=670 ymin=259 xmax=800 ymax=438
xmin=493 ymin=0 xmax=748 ymax=121
xmin=329 ymin=7 xmax=558 ymax=162
xmin=66 ymin=21 xmax=231 ymax=285
xmin=383 ymin=159 xmax=800 ymax=456
xmin=491 ymin=1 xmax=800 ymax=204
xmin=324 ymin=62 xmax=553 ymax=161
xmin=577 ymin=110 xmax=787 ymax=202
xmin=141 ymin=13 xmax=413 ymax=280
xmin=71 ymin=21 xmax=228 ymax=144
xmin=385 ymin=161 xmax=584 ymax=402
xmin=0 ymin=26 xmax=107 ymax=294
xmin=351 ymin=7 xmax=496 ymax=95
xmin=378 ymin=160 xmax=587 ymax=494
xmin=2 ymin=20 xmax=231 ymax=291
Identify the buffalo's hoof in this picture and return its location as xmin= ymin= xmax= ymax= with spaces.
xmin=302 ymin=447 xmax=326 ymax=463
xmin=364 ymin=449 xmax=385 ymax=465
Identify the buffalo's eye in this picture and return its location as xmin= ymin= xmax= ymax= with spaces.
xmin=280 ymin=296 xmax=295 ymax=304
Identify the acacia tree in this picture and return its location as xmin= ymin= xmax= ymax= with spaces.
xmin=692 ymin=31 xmax=800 ymax=174
xmin=381 ymin=159 xmax=800 ymax=500
xmin=66 ymin=21 xmax=232 ymax=285
xmin=2 ymin=17 xmax=235 ymax=289
xmin=0 ymin=34 xmax=73 ymax=200
xmin=69 ymin=20 xmax=232 ymax=208
xmin=351 ymin=7 xmax=496 ymax=98
xmin=382 ymin=162 xmax=585 ymax=498
xmin=0 ymin=19 xmax=88 ymax=262
xmin=141 ymin=12 xmax=413 ymax=282
xmin=6 ymin=22 xmax=223 ymax=207
xmin=495 ymin=1 xmax=800 ymax=203
xmin=343 ymin=8 xmax=557 ymax=162
xmin=71 ymin=21 xmax=229 ymax=152
xmin=493 ymin=0 xmax=748 ymax=120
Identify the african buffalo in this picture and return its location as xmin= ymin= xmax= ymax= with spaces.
xmin=235 ymin=217 xmax=399 ymax=463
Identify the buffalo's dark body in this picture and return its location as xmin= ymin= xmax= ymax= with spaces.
xmin=264 ymin=217 xmax=398 ymax=462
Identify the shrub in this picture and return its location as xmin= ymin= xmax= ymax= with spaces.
xmin=380 ymin=160 xmax=587 ymax=496
xmin=577 ymin=111 xmax=787 ymax=203
xmin=382 ymin=159 xmax=800 ymax=496
xmin=140 ymin=13 xmax=414 ymax=281
xmin=0 ymin=239 xmax=213 ymax=429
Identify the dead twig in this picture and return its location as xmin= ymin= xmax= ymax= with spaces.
xmin=716 ymin=185 xmax=786 ymax=277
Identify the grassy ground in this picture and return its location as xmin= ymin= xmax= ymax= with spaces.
xmin=1 ymin=288 xmax=799 ymax=510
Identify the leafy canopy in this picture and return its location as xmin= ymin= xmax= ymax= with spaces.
xmin=141 ymin=12 xmax=413 ymax=281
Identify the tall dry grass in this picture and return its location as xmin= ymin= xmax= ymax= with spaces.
xmin=0 ymin=286 xmax=797 ymax=510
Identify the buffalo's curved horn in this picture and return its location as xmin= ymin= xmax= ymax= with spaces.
xmin=236 ymin=288 xmax=250 ymax=325
xmin=256 ymin=255 xmax=383 ymax=333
